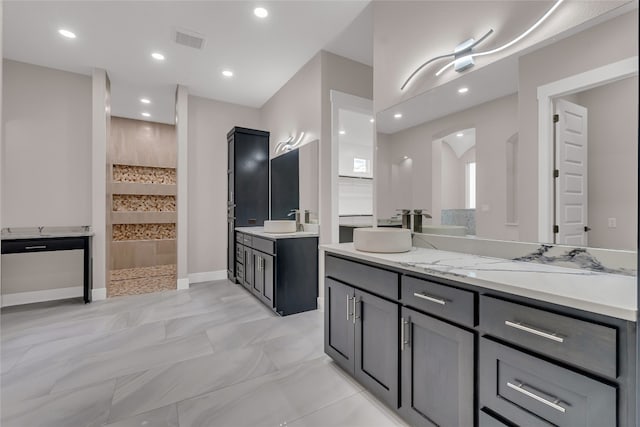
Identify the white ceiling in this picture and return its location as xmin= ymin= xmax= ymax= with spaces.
xmin=375 ymin=0 xmax=637 ymax=134
xmin=3 ymin=1 xmax=372 ymax=124
xmin=440 ymin=128 xmax=476 ymax=159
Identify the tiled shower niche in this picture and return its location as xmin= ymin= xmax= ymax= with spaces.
xmin=108 ymin=117 xmax=177 ymax=297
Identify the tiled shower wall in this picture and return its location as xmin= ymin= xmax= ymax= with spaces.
xmin=108 ymin=117 xmax=177 ymax=297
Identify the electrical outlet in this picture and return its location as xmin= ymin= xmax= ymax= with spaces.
xmin=608 ymin=218 xmax=617 ymax=228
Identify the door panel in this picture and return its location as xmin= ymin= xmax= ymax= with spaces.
xmin=555 ymin=99 xmax=588 ymax=245
xmin=324 ymin=278 xmax=355 ymax=374
xmin=400 ymin=307 xmax=474 ymax=427
xmin=262 ymin=254 xmax=274 ymax=308
xmin=354 ymin=289 xmax=399 ymax=408
xmin=242 ymin=247 xmax=253 ymax=290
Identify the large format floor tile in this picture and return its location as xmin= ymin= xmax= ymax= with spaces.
xmin=1 ymin=279 xmax=409 ymax=426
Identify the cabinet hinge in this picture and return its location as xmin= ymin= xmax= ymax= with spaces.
xmin=553 ymin=169 xmax=559 ymax=178
xmin=553 ymin=114 xmax=559 ymax=123
xmin=553 ymin=225 xmax=559 ymax=234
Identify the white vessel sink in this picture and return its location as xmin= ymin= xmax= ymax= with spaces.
xmin=353 ymin=228 xmax=412 ymax=253
xmin=421 ymin=225 xmax=466 ymax=236
xmin=264 ymin=220 xmax=296 ymax=233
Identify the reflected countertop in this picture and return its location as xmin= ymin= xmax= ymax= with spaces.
xmin=320 ymin=243 xmax=637 ymax=321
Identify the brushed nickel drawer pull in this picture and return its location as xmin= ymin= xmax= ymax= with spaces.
xmin=414 ymin=292 xmax=446 ymax=305
xmin=346 ymin=295 xmax=352 ymax=321
xmin=25 ymin=245 xmax=47 ymax=250
xmin=505 ymin=320 xmax=564 ymax=343
xmin=507 ymin=381 xmax=566 ymax=413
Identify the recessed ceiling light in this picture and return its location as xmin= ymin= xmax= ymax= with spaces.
xmin=141 ymin=112 xmax=151 ymax=117
xmin=403 ymin=156 xmax=409 ymax=159
xmin=394 ymin=113 xmax=403 ymax=119
xmin=254 ymin=7 xmax=269 ymax=18
xmin=151 ymin=52 xmax=165 ymax=61
xmin=140 ymin=98 xmax=151 ymax=104
xmin=58 ymin=29 xmax=76 ymax=39
xmin=458 ymin=87 xmax=469 ymax=94
xmin=370 ymin=118 xmax=375 ymax=123
xmin=339 ymin=130 xmax=346 ymax=135
xmin=222 ymin=70 xmax=234 ymax=77
xmin=456 ymin=132 xmax=464 ymax=137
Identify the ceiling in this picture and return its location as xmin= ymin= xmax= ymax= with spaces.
xmin=3 ymin=1 xmax=372 ymax=124
xmin=375 ymin=1 xmax=637 ymax=134
xmin=440 ymin=128 xmax=476 ymax=159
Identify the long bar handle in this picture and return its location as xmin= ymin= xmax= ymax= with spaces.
xmin=414 ymin=292 xmax=446 ymax=305
xmin=25 ymin=245 xmax=47 ymax=250
xmin=346 ymin=295 xmax=352 ymax=321
xmin=353 ymin=297 xmax=360 ymax=324
xmin=401 ymin=317 xmax=410 ymax=351
xmin=505 ymin=320 xmax=564 ymax=343
xmin=507 ymin=382 xmax=566 ymax=413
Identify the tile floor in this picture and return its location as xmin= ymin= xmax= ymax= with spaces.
xmin=0 ymin=280 xmax=407 ymax=427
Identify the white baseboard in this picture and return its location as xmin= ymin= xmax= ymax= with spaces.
xmin=317 ymin=297 xmax=325 ymax=312
xmin=1 ymin=286 xmax=83 ymax=307
xmin=177 ymin=278 xmax=190 ymax=290
xmin=92 ymin=287 xmax=107 ymax=301
xmin=188 ymin=270 xmax=227 ymax=284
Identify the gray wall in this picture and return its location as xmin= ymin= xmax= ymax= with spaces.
xmin=2 ymin=59 xmax=92 ymax=227
xmin=576 ymin=77 xmax=638 ymax=250
xmin=517 ymin=11 xmax=638 ymax=242
xmin=187 ymin=95 xmax=262 ymax=275
xmin=377 ymin=94 xmax=518 ymax=241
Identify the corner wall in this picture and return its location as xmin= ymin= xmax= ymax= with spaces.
xmin=187 ymin=95 xmax=262 ymax=279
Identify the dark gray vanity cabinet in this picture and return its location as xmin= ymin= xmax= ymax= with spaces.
xmin=323 ymin=252 xmax=635 ymax=427
xmin=400 ymin=306 xmax=474 ymax=427
xmin=324 ymin=277 xmax=399 ymax=408
xmin=236 ymin=231 xmax=318 ymax=316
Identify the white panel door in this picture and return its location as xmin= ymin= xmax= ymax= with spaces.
xmin=555 ymin=99 xmax=588 ymax=246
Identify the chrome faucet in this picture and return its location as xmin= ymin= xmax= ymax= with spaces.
xmin=288 ymin=209 xmax=303 ymax=231
xmin=396 ymin=209 xmax=412 ymax=229
xmin=412 ymin=209 xmax=432 ymax=233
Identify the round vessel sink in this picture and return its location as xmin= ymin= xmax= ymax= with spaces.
xmin=420 ymin=225 xmax=466 ymax=236
xmin=353 ymin=228 xmax=412 ymax=253
xmin=264 ymin=220 xmax=296 ymax=233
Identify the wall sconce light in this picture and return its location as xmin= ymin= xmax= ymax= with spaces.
xmin=274 ymin=132 xmax=306 ymax=154
xmin=401 ymin=0 xmax=564 ymax=90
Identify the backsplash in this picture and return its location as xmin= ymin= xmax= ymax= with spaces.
xmin=441 ymin=209 xmax=475 ymax=235
xmin=412 ymin=233 xmax=636 ymax=276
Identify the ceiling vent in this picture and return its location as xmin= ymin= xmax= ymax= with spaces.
xmin=174 ymin=28 xmax=206 ymax=50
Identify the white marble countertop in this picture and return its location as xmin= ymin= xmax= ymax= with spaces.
xmin=320 ymin=243 xmax=638 ymax=321
xmin=1 ymin=227 xmax=94 ymax=240
xmin=236 ymin=227 xmax=319 ymax=240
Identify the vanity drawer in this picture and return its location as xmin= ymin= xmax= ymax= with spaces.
xmin=480 ymin=295 xmax=617 ymax=378
xmin=235 ymin=232 xmax=243 ymax=243
xmin=480 ymin=338 xmax=616 ymax=427
xmin=251 ymin=236 xmax=274 ymax=255
xmin=242 ymin=234 xmax=253 ymax=246
xmin=479 ymin=409 xmax=512 ymax=427
xmin=236 ymin=244 xmax=244 ymax=263
xmin=325 ymin=255 xmax=398 ymax=300
xmin=1 ymin=238 xmax=85 ymax=254
xmin=402 ymin=276 xmax=475 ymax=327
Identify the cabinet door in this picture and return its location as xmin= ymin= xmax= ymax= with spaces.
xmin=400 ymin=307 xmax=475 ymax=427
xmin=354 ymin=290 xmax=399 ymax=409
xmin=252 ymin=252 xmax=264 ymax=297
xmin=324 ymin=278 xmax=355 ymax=374
xmin=262 ymin=253 xmax=274 ymax=308
xmin=242 ymin=247 xmax=253 ymax=290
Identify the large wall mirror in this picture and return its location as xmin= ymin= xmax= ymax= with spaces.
xmin=375 ymin=3 xmax=638 ymax=251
